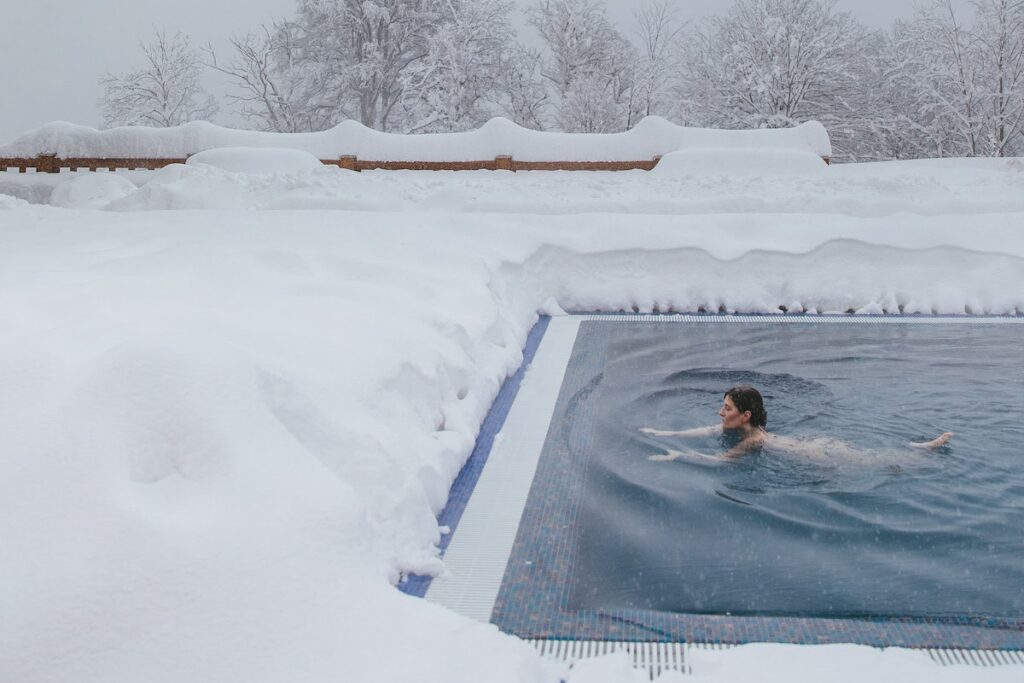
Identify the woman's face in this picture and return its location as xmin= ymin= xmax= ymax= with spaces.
xmin=719 ymin=396 xmax=751 ymax=431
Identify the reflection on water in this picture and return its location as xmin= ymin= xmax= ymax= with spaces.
xmin=566 ymin=323 xmax=1024 ymax=619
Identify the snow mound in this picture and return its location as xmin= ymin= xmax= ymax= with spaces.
xmin=106 ymin=164 xmax=253 ymax=211
xmin=186 ymin=147 xmax=324 ymax=174
xmin=651 ymin=147 xmax=827 ymax=177
xmin=0 ymin=193 xmax=30 ymax=210
xmin=49 ymin=173 xmax=138 ymax=209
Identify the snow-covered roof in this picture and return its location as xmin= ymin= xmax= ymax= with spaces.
xmin=0 ymin=116 xmax=832 ymax=161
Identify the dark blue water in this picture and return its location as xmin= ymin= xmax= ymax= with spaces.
xmin=566 ymin=322 xmax=1024 ymax=619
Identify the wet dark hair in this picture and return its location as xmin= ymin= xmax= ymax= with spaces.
xmin=724 ymin=386 xmax=767 ymax=429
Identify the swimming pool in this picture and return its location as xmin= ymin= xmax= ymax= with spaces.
xmin=570 ymin=320 xmax=1023 ymax=620
xmin=421 ymin=315 xmax=1024 ymax=649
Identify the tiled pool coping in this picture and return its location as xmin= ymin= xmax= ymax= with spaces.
xmin=413 ymin=314 xmax=1024 ymax=649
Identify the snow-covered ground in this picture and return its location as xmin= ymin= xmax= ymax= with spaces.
xmin=1 ymin=153 xmax=1023 ymax=682
xmin=4 ymin=156 xmax=1021 ymax=217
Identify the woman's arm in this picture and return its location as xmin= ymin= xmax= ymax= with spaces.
xmin=639 ymin=425 xmax=721 ymax=438
xmin=648 ymin=448 xmax=724 ymax=464
xmin=648 ymin=432 xmax=761 ymax=463
xmin=909 ymin=432 xmax=954 ymax=450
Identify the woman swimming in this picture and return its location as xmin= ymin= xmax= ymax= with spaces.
xmin=641 ymin=385 xmax=953 ymax=462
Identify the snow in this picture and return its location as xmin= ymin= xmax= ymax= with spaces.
xmin=48 ymin=172 xmax=138 ymax=209
xmin=566 ymin=653 xmax=648 ymax=683
xmin=650 ymin=147 xmax=827 ymax=177
xmin=0 ymin=117 xmax=832 ymax=161
xmin=1 ymin=154 xmax=1023 ymax=682
xmin=185 ymin=146 xmax=324 ymax=174
xmin=0 ymin=193 xmax=29 ymax=210
xmin=5 ymin=156 xmax=1023 ymax=217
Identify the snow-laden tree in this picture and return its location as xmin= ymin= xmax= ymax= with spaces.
xmin=401 ymin=0 xmax=517 ymax=133
xmin=972 ymin=0 xmax=1024 ymax=156
xmin=903 ymin=0 xmax=987 ymax=156
xmin=205 ymin=23 xmax=320 ymax=133
xmin=212 ymin=0 xmax=520 ymax=133
xmin=282 ymin=0 xmax=445 ymax=132
xmin=675 ymin=0 xmax=869 ymax=134
xmin=557 ymin=72 xmax=631 ymax=132
xmin=860 ymin=16 xmax=971 ymax=159
xmin=495 ymin=46 xmax=550 ymax=130
xmin=99 ymin=29 xmax=218 ymax=128
xmin=632 ymin=1 xmax=685 ymax=120
xmin=527 ymin=0 xmax=640 ymax=132
xmin=849 ymin=24 xmax=943 ymax=160
xmin=880 ymin=0 xmax=1024 ymax=158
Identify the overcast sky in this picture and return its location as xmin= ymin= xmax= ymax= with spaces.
xmin=0 ymin=0 xmax=974 ymax=144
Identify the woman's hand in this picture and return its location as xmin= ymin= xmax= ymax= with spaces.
xmin=910 ymin=431 xmax=955 ymax=450
xmin=648 ymin=451 xmax=681 ymax=461
xmin=648 ymin=448 xmax=701 ymax=462
xmin=650 ymin=448 xmax=725 ymax=465
xmin=641 ymin=425 xmax=720 ymax=438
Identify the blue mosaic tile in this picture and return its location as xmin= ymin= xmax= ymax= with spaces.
xmin=399 ymin=315 xmax=551 ymax=598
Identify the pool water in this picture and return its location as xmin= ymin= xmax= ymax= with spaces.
xmin=564 ymin=322 xmax=1024 ymax=620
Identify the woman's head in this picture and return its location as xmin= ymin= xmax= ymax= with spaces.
xmin=721 ymin=385 xmax=767 ymax=430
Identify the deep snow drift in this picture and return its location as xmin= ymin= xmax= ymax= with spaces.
xmin=1 ymin=156 xmax=1022 ymax=683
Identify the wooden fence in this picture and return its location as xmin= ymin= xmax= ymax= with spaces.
xmin=0 ymin=155 xmax=186 ymax=173
xmin=0 ymin=152 xmax=829 ymax=173
xmin=0 ymin=153 xmax=664 ymax=173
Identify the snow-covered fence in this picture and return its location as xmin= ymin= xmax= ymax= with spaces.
xmin=283 ymin=154 xmax=669 ymax=172
xmin=0 ymin=117 xmax=832 ymax=172
xmin=0 ymin=154 xmax=188 ymax=173
xmin=0 ymin=153 xmax=667 ymax=174
xmin=322 ymin=155 xmax=667 ymax=172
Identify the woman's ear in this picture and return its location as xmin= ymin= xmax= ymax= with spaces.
xmin=741 ymin=410 xmax=752 ymax=423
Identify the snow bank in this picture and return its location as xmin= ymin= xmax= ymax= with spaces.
xmin=48 ymin=172 xmax=138 ymax=209
xmin=0 ymin=193 xmax=29 ymax=210
xmin=186 ymin=146 xmax=324 ymax=174
xmin=13 ymin=156 xmax=1014 ymax=216
xmin=0 ymin=116 xmax=831 ymax=161
xmin=650 ymin=147 xmax=827 ymax=177
xmin=1 ymin=164 xmax=1022 ymax=682
xmin=101 ymin=163 xmax=342 ymax=211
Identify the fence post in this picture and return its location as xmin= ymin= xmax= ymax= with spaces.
xmin=338 ymin=155 xmax=358 ymax=171
xmin=36 ymin=154 xmax=58 ymax=174
xmin=495 ymin=155 xmax=514 ymax=172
